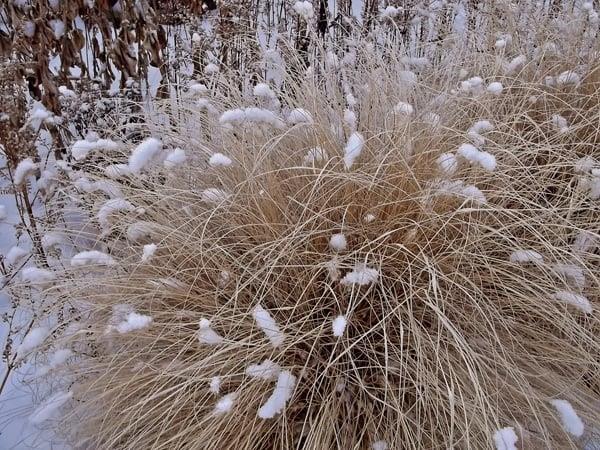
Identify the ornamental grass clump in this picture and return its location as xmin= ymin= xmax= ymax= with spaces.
xmin=17 ymin=24 xmax=600 ymax=450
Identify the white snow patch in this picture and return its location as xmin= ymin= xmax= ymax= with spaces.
xmin=487 ymin=82 xmax=504 ymax=95
xmin=340 ymin=264 xmax=379 ymax=286
xmin=437 ymin=153 xmax=458 ymax=176
xmin=293 ymin=1 xmax=314 ymax=20
xmin=29 ymin=391 xmax=72 ymax=424
xmin=257 ymin=370 xmax=296 ymax=419
xmin=17 ymin=327 xmax=50 ymax=355
xmin=13 ymin=158 xmax=38 ymax=185
xmin=213 ymin=393 xmax=237 ymax=415
xmin=393 ymin=101 xmax=414 ymax=116
xmin=329 ymin=233 xmax=347 ymax=252
xmin=552 ymin=290 xmax=592 ymax=314
xmin=219 ymin=108 xmax=285 ymax=129
xmin=141 ymin=243 xmax=157 ymax=263
xmin=246 ymin=359 xmax=281 ymax=380
xmin=104 ymin=163 xmax=132 ymax=179
xmin=332 ymin=315 xmax=347 ymax=337
xmin=21 ymin=267 xmax=56 ymax=285
xmin=163 ymin=148 xmax=187 ymax=169
xmin=209 ymin=376 xmax=221 ymax=394
xmin=70 ymin=250 xmax=116 ymax=267
xmin=493 ymin=427 xmax=518 ymax=450
xmin=287 ymin=108 xmax=314 ymax=125
xmin=509 ymin=250 xmax=543 ymax=264
xmin=5 ymin=246 xmax=28 ymax=266
xmin=372 ymin=441 xmax=388 ymax=450
xmin=343 ymin=132 xmax=365 ymax=169
xmin=116 ymin=312 xmax=153 ymax=333
xmin=129 ymin=137 xmax=163 ymax=174
xmin=97 ymin=198 xmax=135 ymax=229
xmin=556 ymin=71 xmax=580 ymax=87
xmin=72 ymin=139 xmax=119 ymax=160
xmin=252 ymin=304 xmax=284 ymax=348
xmin=550 ymin=399 xmax=585 ymax=437
xmin=551 ymin=114 xmax=569 ymax=134
xmin=209 ymin=153 xmax=233 ymax=167
xmin=197 ymin=318 xmax=224 ymax=345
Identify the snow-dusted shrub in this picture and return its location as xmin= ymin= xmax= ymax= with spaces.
xmin=26 ymin=23 xmax=600 ymax=450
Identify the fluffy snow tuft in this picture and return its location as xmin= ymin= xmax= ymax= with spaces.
xmin=252 ymin=304 xmax=285 ymax=348
xmin=437 ymin=153 xmax=458 ymax=176
xmin=556 ymin=71 xmax=580 ymax=86
xmin=457 ymin=143 xmax=496 ymax=172
xmin=493 ymin=427 xmax=518 ymax=450
xmin=38 ymin=349 xmax=73 ymax=376
xmin=116 ymin=312 xmax=153 ymax=333
xmin=487 ymin=81 xmax=504 ymax=95
xmin=257 ymin=370 xmax=296 ymax=419
xmin=209 ymin=153 xmax=233 ymax=167
xmin=341 ymin=264 xmax=379 ymax=286
xmin=332 ymin=315 xmax=347 ymax=337
xmin=381 ymin=5 xmax=400 ymax=18
xmin=219 ymin=107 xmax=285 ymax=129
xmin=549 ymin=399 xmax=585 ymax=437
xmin=104 ymin=163 xmax=132 ymax=179
xmin=163 ymin=148 xmax=187 ymax=169
xmin=21 ymin=267 xmax=56 ymax=284
xmin=372 ymin=441 xmax=388 ymax=450
xmin=436 ymin=180 xmax=487 ymax=204
xmin=293 ymin=1 xmax=314 ymax=20
xmin=209 ymin=376 xmax=221 ymax=394
xmin=128 ymin=137 xmax=163 ymax=174
xmin=13 ymin=158 xmax=38 ymax=185
xmin=98 ymin=199 xmax=136 ymax=229
xmin=343 ymin=109 xmax=357 ymax=130
xmin=343 ymin=132 xmax=365 ymax=169
xmin=509 ymin=249 xmax=543 ymax=264
xmin=18 ymin=327 xmax=51 ymax=355
xmin=29 ymin=391 xmax=72 ymax=424
xmin=71 ymin=250 xmax=116 ymax=267
xmin=552 ymin=291 xmax=592 ymax=314
xmin=253 ymin=83 xmax=275 ymax=98
xmin=329 ymin=233 xmax=347 ymax=252
xmin=551 ymin=114 xmax=569 ymax=134
xmin=204 ymin=63 xmax=219 ymax=74
xmin=197 ymin=318 xmax=224 ymax=345
xmin=552 ymin=263 xmax=585 ymax=289
xmin=213 ymin=393 xmax=237 ymax=415
xmin=246 ymin=359 xmax=281 ymax=380
xmin=141 ymin=243 xmax=157 ymax=262
xmin=363 ymin=213 xmax=376 ymax=223
xmin=6 ymin=246 xmax=28 ymax=266
xmin=72 ymin=138 xmax=119 ymax=161
xmin=506 ymin=55 xmax=526 ymax=74
xmin=469 ymin=120 xmax=494 ymax=135
xmin=572 ymin=230 xmax=597 ymax=254
xmin=393 ymin=101 xmax=414 ymax=116
xmin=287 ymin=108 xmax=314 ymax=125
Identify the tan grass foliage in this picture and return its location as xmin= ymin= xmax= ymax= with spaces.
xmin=23 ymin=24 xmax=600 ymax=450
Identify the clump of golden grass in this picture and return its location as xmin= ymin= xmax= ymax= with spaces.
xmin=26 ymin=25 xmax=600 ymax=450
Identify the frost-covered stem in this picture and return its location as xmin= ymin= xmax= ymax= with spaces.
xmin=17 ymin=185 xmax=47 ymax=267
xmin=0 ymin=318 xmax=35 ymax=398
